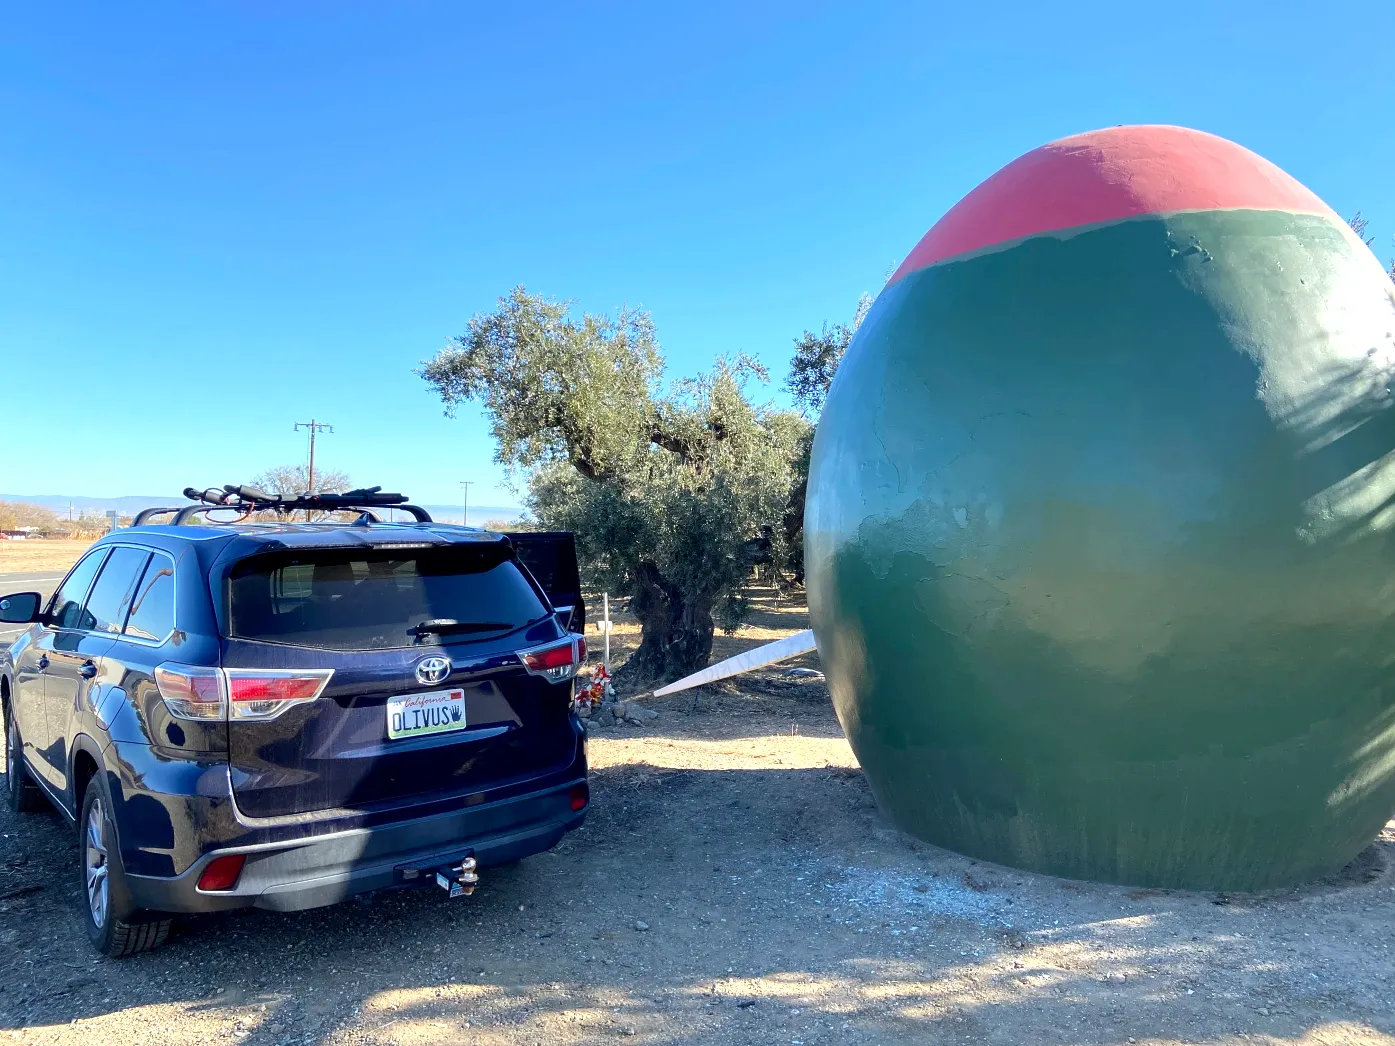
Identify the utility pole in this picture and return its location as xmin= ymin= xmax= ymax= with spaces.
xmin=294 ymin=420 xmax=334 ymax=493
xmin=459 ymin=480 xmax=474 ymax=527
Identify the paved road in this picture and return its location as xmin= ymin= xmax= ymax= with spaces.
xmin=0 ymin=571 xmax=65 ymax=645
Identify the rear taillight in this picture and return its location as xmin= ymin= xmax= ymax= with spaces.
xmin=225 ymin=669 xmax=334 ymax=721
xmin=154 ymin=664 xmax=333 ymax=722
xmin=520 ymin=635 xmax=586 ymax=683
xmin=197 ymin=854 xmax=246 ymax=891
xmin=154 ymin=664 xmax=226 ymax=721
xmin=569 ymin=782 xmax=589 ymax=811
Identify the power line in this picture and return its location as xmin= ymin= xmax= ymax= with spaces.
xmin=293 ymin=420 xmax=334 ymax=493
xmin=295 ymin=420 xmax=334 ymax=522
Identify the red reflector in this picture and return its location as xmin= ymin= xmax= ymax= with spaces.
xmin=569 ymin=783 xmax=589 ymax=811
xmin=522 ymin=640 xmax=576 ymax=672
xmin=198 ymin=854 xmax=246 ymax=892
xmin=227 ymin=675 xmax=324 ymax=703
xmin=576 ymin=635 xmax=587 ymax=661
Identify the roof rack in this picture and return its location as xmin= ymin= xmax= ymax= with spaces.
xmin=131 ymin=485 xmax=434 ymax=527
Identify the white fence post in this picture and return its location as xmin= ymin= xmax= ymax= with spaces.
xmin=602 ymin=592 xmax=611 ymax=674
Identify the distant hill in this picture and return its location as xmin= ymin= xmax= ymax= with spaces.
xmin=420 ymin=505 xmax=524 ymax=527
xmin=1 ymin=494 xmax=178 ymax=518
xmin=1 ymin=494 xmax=522 ymax=527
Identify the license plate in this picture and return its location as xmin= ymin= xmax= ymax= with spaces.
xmin=387 ymin=688 xmax=467 ymax=740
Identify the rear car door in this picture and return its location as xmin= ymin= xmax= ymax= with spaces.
xmin=24 ymin=548 xmax=110 ymax=789
xmin=219 ymin=541 xmax=581 ymax=818
xmin=43 ymin=546 xmax=150 ymax=794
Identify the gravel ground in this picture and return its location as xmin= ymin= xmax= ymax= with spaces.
xmin=3 ymin=672 xmax=1395 ymax=1046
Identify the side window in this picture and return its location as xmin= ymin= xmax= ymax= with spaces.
xmin=48 ymin=550 xmax=110 ymax=630
xmin=82 ymin=547 xmax=152 ymax=635
xmin=124 ymin=554 xmax=176 ymax=643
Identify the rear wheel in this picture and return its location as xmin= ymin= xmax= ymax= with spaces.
xmin=4 ymin=701 xmax=44 ymax=814
xmin=79 ymin=774 xmax=171 ymax=957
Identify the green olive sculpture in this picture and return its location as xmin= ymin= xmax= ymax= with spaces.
xmin=805 ymin=125 xmax=1395 ymax=890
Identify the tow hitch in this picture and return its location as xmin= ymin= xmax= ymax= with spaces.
xmin=435 ymin=856 xmax=479 ymax=898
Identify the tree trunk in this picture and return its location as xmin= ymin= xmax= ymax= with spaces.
xmin=617 ymin=560 xmax=715 ymax=687
xmin=783 ymin=434 xmax=811 ymax=585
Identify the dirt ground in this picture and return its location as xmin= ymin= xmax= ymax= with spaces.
xmin=3 ymin=588 xmax=1395 ymax=1045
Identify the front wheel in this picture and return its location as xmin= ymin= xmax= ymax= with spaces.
xmin=79 ymin=775 xmax=171 ymax=957
xmin=4 ymin=702 xmax=44 ymax=814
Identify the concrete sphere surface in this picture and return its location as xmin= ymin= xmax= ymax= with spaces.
xmin=806 ymin=125 xmax=1395 ymax=890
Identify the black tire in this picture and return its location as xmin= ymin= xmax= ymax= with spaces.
xmin=4 ymin=699 xmax=45 ymax=814
xmin=79 ymin=771 xmax=171 ymax=957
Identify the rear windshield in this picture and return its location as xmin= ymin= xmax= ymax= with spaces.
xmin=226 ymin=544 xmax=549 ymax=650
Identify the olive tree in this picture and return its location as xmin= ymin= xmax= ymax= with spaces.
xmin=781 ymin=293 xmax=873 ymax=581
xmin=419 ymin=287 xmax=809 ymax=684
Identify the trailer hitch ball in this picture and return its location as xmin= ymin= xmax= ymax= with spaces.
xmin=436 ymin=856 xmax=479 ymax=898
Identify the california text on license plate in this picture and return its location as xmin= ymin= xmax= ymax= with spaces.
xmin=387 ymin=688 xmax=467 ymax=740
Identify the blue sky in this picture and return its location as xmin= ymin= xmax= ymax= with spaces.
xmin=2 ymin=1 xmax=1391 ymax=509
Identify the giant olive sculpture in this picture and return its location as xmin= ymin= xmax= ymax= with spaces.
xmin=805 ymin=125 xmax=1395 ymax=890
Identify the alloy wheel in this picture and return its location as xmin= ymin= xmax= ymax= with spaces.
xmin=85 ymin=798 xmax=109 ymax=928
xmin=5 ymin=713 xmax=19 ymax=800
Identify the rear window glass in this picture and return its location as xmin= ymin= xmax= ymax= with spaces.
xmin=226 ymin=545 xmax=548 ymax=650
xmin=511 ymin=534 xmax=581 ymax=595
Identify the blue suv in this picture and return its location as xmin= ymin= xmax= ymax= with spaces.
xmin=0 ymin=487 xmax=589 ymax=956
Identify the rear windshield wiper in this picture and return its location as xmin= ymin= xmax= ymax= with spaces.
xmin=409 ymin=619 xmax=515 ymax=639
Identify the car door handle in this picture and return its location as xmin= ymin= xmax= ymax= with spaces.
xmin=80 ymin=661 xmax=98 ymax=679
xmin=36 ymin=655 xmax=49 ymax=671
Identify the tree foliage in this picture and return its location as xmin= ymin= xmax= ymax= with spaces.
xmin=1349 ymin=212 xmax=1374 ymax=246
xmin=785 ymin=293 xmax=872 ymax=416
xmin=786 ymin=323 xmax=852 ymax=417
xmin=1349 ymin=213 xmax=1395 ymax=282
xmin=248 ymin=465 xmax=353 ymax=522
xmin=420 ymin=287 xmax=809 ymax=684
xmin=419 ymin=290 xmax=664 ymax=482
xmin=781 ymin=293 xmax=873 ymax=580
xmin=0 ymin=500 xmax=62 ymax=532
xmin=251 ymin=464 xmax=352 ymax=496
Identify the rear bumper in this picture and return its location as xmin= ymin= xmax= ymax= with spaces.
xmin=125 ymin=778 xmax=586 ymax=913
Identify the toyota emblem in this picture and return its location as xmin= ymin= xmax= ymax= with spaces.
xmin=415 ymin=655 xmax=452 ymax=686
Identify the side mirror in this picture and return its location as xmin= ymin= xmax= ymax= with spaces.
xmin=0 ymin=592 xmax=42 ymax=624
xmin=553 ymin=605 xmax=577 ymax=631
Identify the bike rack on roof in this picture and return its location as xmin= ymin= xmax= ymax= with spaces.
xmin=131 ymin=485 xmax=434 ymax=527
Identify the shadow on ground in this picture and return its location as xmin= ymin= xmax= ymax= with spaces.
xmin=4 ymin=745 xmax=1395 ymax=1045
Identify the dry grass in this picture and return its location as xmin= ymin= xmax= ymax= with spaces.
xmin=0 ymin=538 xmax=93 ymax=574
